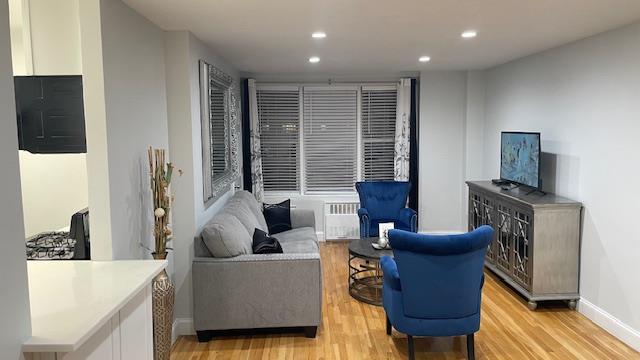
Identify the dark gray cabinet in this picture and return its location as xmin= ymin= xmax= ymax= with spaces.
xmin=14 ymin=75 xmax=86 ymax=154
xmin=467 ymin=181 xmax=582 ymax=310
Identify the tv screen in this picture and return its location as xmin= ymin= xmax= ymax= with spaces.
xmin=500 ymin=132 xmax=541 ymax=188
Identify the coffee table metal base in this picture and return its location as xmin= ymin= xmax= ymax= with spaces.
xmin=348 ymin=254 xmax=384 ymax=306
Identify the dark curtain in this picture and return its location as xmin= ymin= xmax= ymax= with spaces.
xmin=240 ymin=79 xmax=252 ymax=191
xmin=408 ymin=78 xmax=419 ymax=212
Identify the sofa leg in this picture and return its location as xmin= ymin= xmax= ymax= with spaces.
xmin=386 ymin=316 xmax=392 ymax=335
xmin=466 ymin=333 xmax=475 ymax=360
xmin=407 ymin=335 xmax=415 ymax=360
xmin=196 ymin=330 xmax=212 ymax=343
xmin=304 ymin=326 xmax=318 ymax=338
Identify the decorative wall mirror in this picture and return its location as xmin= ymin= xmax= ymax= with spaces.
xmin=199 ymin=60 xmax=240 ymax=205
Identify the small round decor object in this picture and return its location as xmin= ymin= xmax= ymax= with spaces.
xmin=377 ymin=237 xmax=389 ymax=248
xmin=154 ymin=207 xmax=166 ymax=218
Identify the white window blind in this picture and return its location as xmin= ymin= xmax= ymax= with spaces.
xmin=361 ymin=87 xmax=397 ymax=181
xmin=210 ymin=88 xmax=227 ymax=174
xmin=303 ymin=88 xmax=358 ymax=192
xmin=257 ymin=89 xmax=300 ymax=191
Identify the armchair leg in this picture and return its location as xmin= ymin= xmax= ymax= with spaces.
xmin=407 ymin=335 xmax=415 ymax=360
xmin=386 ymin=316 xmax=392 ymax=335
xmin=466 ymin=333 xmax=475 ymax=360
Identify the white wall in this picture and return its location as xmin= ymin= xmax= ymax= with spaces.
xmin=478 ymin=21 xmax=640 ymax=350
xmin=461 ymin=71 xmax=486 ymax=228
xmin=8 ymin=0 xmax=89 ymax=238
xmin=0 ymin=0 xmax=31 ymax=358
xmin=19 ymin=152 xmax=89 ymax=236
xmin=29 ymin=0 xmax=82 ymax=75
xmin=79 ymin=0 xmax=169 ymax=260
xmin=8 ymin=0 xmax=27 ymax=75
xmin=164 ymin=31 xmax=239 ymax=330
xmin=418 ymin=71 xmax=468 ymax=233
xmin=100 ymin=0 xmax=169 ymax=260
xmin=9 ymin=0 xmax=82 ymax=75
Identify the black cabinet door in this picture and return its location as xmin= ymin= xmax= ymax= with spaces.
xmin=15 ymin=76 xmax=86 ymax=153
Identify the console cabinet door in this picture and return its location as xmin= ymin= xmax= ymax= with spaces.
xmin=481 ymin=196 xmax=497 ymax=263
xmin=469 ymin=191 xmax=483 ymax=231
xmin=495 ymin=202 xmax=513 ymax=274
xmin=469 ymin=191 xmax=496 ymax=264
xmin=511 ymin=208 xmax=533 ymax=290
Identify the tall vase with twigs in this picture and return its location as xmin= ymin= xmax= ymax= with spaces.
xmin=148 ymin=147 xmax=176 ymax=360
xmin=148 ymin=147 xmax=174 ymax=257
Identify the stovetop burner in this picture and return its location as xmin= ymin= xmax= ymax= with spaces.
xmin=26 ymin=232 xmax=76 ymax=260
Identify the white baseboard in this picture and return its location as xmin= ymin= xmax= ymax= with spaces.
xmin=173 ymin=318 xmax=195 ymax=341
xmin=578 ymin=297 xmax=640 ymax=352
xmin=171 ymin=319 xmax=178 ymax=345
xmin=316 ymin=231 xmax=325 ymax=242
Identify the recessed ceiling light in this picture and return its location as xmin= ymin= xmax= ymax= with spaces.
xmin=461 ymin=30 xmax=477 ymax=39
xmin=309 ymin=56 xmax=320 ymax=63
xmin=419 ymin=56 xmax=431 ymax=63
xmin=311 ymin=32 xmax=326 ymax=39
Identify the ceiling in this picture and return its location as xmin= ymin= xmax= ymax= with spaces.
xmin=123 ymin=0 xmax=640 ymax=76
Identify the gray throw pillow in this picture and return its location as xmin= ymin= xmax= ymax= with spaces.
xmin=231 ymin=191 xmax=269 ymax=232
xmin=201 ymin=213 xmax=253 ymax=257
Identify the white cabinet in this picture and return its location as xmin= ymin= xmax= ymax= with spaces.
xmin=23 ymin=261 xmax=164 ymax=360
xmin=25 ymin=285 xmax=153 ymax=360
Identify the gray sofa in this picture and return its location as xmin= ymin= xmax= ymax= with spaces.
xmin=192 ymin=191 xmax=322 ymax=342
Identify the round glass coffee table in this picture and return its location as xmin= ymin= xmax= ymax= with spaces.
xmin=348 ymin=238 xmax=394 ymax=306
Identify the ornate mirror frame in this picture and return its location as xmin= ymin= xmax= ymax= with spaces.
xmin=199 ymin=60 xmax=240 ymax=206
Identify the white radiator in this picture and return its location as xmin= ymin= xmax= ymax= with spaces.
xmin=324 ymin=201 xmax=360 ymax=240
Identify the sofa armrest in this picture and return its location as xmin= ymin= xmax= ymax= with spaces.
xmin=290 ymin=208 xmax=316 ymax=230
xmin=192 ymin=253 xmax=322 ymax=331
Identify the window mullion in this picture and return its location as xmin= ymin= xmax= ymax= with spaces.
xmin=356 ymin=86 xmax=363 ymax=182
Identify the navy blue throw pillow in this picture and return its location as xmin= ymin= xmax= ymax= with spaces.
xmin=263 ymin=199 xmax=292 ymax=235
xmin=252 ymin=228 xmax=283 ymax=254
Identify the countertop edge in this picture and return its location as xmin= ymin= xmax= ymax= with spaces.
xmin=22 ymin=260 xmax=167 ymax=353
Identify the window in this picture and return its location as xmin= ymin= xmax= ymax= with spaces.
xmin=303 ymin=87 xmax=358 ymax=192
xmin=209 ymin=87 xmax=227 ymax=174
xmin=256 ymin=83 xmax=398 ymax=194
xmin=361 ymin=87 xmax=397 ymax=181
xmin=257 ymin=88 xmax=300 ymax=191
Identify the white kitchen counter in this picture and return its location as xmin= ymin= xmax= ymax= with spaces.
xmin=23 ymin=260 xmax=166 ymax=354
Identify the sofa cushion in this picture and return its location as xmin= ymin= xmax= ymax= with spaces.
xmin=274 ymin=227 xmax=318 ymax=244
xmin=225 ymin=199 xmax=262 ymax=236
xmin=201 ymin=213 xmax=253 ymax=258
xmin=231 ymin=191 xmax=268 ymax=232
xmin=278 ymin=239 xmax=318 ymax=254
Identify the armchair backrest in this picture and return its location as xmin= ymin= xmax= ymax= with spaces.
xmin=355 ymin=181 xmax=411 ymax=220
xmin=389 ymin=226 xmax=493 ymax=320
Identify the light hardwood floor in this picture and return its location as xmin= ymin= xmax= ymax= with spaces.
xmin=171 ymin=241 xmax=639 ymax=359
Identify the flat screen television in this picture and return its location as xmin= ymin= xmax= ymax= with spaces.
xmin=500 ymin=132 xmax=541 ymax=189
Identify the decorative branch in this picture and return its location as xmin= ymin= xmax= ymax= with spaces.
xmin=148 ymin=147 xmax=179 ymax=256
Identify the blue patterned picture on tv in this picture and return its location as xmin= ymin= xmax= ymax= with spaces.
xmin=501 ymin=132 xmax=540 ymax=188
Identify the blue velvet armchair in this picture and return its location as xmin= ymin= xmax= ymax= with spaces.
xmin=355 ymin=181 xmax=417 ymax=238
xmin=381 ymin=226 xmax=494 ymax=360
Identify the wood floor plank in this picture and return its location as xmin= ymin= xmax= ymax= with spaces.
xmin=171 ymin=241 xmax=639 ymax=359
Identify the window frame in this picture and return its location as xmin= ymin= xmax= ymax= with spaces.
xmin=256 ymin=82 xmax=399 ymax=197
xmin=360 ymin=84 xmax=398 ymax=181
xmin=255 ymin=84 xmax=301 ymax=194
